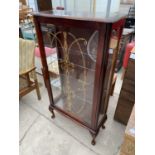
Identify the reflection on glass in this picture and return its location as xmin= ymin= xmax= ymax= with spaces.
xmin=41 ymin=25 xmax=98 ymax=125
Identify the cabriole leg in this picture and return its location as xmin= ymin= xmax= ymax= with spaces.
xmin=91 ymin=136 xmax=96 ymax=145
xmin=51 ymin=109 xmax=55 ymax=119
xmin=49 ymin=106 xmax=55 ymax=119
xmin=89 ymin=131 xmax=97 ymax=146
xmin=102 ymin=124 xmax=105 ymax=129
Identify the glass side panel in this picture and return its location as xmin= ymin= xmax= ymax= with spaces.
xmin=40 ymin=24 xmax=99 ymax=125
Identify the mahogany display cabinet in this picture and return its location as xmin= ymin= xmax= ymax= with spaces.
xmin=33 ymin=10 xmax=126 ymax=145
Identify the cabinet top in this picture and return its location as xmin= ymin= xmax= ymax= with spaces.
xmin=33 ymin=10 xmax=127 ymax=23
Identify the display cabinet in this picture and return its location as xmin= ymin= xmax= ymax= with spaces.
xmin=33 ymin=10 xmax=126 ymax=145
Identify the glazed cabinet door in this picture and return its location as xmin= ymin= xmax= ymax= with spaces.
xmin=39 ymin=23 xmax=100 ymax=126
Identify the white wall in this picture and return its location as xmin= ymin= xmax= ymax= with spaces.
xmin=95 ymin=0 xmax=108 ymax=13
xmin=65 ymin=0 xmax=75 ymax=12
xmin=95 ymin=0 xmax=120 ymax=13
xmin=52 ymin=0 xmax=62 ymax=9
xmin=51 ymin=0 xmax=121 ymax=14
xmin=52 ymin=0 xmax=91 ymax=12
xmin=75 ymin=0 xmax=91 ymax=12
xmin=110 ymin=0 xmax=121 ymax=13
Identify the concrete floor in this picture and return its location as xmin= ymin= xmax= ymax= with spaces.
xmin=19 ymin=69 xmax=125 ymax=155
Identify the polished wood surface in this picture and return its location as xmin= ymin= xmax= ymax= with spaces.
xmin=114 ymin=55 xmax=135 ymax=125
xmin=33 ymin=10 xmax=126 ymax=145
xmin=33 ymin=10 xmax=127 ymax=23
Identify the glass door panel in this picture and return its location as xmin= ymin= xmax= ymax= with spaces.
xmin=40 ymin=24 xmax=99 ymax=125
